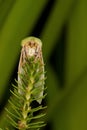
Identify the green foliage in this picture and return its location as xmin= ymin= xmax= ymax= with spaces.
xmin=6 ymin=57 xmax=47 ymax=129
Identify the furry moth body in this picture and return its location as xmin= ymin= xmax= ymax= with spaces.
xmin=18 ymin=37 xmax=44 ymax=104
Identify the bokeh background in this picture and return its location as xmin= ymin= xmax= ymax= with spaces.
xmin=0 ymin=0 xmax=87 ymax=130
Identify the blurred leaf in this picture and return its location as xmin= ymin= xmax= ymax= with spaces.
xmin=47 ymin=63 xmax=60 ymax=105
xmin=52 ymin=73 xmax=87 ymax=130
xmin=65 ymin=0 xmax=87 ymax=88
xmin=51 ymin=0 xmax=87 ymax=130
xmin=41 ymin=0 xmax=75 ymax=60
xmin=0 ymin=0 xmax=16 ymax=30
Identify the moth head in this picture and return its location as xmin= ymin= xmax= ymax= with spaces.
xmin=21 ymin=37 xmax=42 ymax=57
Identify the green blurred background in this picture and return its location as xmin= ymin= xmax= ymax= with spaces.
xmin=0 ymin=0 xmax=87 ymax=129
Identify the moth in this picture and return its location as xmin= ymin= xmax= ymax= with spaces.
xmin=18 ymin=37 xmax=44 ymax=104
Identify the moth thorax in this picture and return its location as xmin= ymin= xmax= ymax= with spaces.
xmin=23 ymin=41 xmax=40 ymax=57
xmin=27 ymin=47 xmax=35 ymax=56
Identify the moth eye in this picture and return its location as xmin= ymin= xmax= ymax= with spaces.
xmin=28 ymin=47 xmax=35 ymax=56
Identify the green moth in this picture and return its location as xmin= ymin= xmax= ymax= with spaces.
xmin=18 ymin=37 xmax=44 ymax=104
